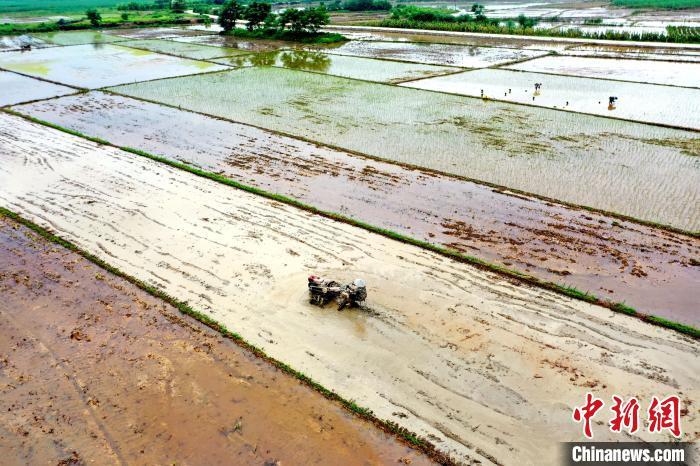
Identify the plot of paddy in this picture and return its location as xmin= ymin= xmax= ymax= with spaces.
xmin=403 ymin=69 xmax=700 ymax=129
xmin=16 ymin=91 xmax=700 ymax=324
xmin=109 ymin=67 xmax=700 ymax=230
xmin=0 ymin=44 xmax=228 ymax=88
xmin=172 ymin=33 xmax=294 ymax=52
xmin=505 ymin=55 xmax=700 ymax=88
xmin=0 ymin=34 xmax=52 ymax=51
xmin=0 ymin=217 xmax=430 ymax=466
xmin=119 ymin=38 xmax=250 ymax=60
xmin=317 ymin=40 xmax=548 ymax=67
xmin=322 ymin=26 xmax=577 ymax=51
xmin=0 ymin=71 xmax=75 ymax=106
xmin=103 ymin=26 xmax=215 ymax=40
xmin=212 ymin=50 xmax=459 ymax=83
xmin=31 ymin=30 xmax=123 ymax=46
xmin=2 ymin=114 xmax=698 ymax=466
xmin=564 ymin=44 xmax=700 ymax=63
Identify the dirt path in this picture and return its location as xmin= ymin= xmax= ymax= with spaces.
xmin=14 ymin=93 xmax=700 ymax=325
xmin=0 ymin=114 xmax=698 ymax=465
xmin=0 ymin=216 xmax=431 ymax=466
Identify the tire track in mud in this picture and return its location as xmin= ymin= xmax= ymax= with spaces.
xmin=0 ymin=216 xmax=432 ymax=466
xmin=0 ymin=114 xmax=698 ymax=465
xmin=12 ymin=92 xmax=699 ymax=325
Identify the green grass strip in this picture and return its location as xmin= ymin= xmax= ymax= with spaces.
xmin=3 ymin=108 xmax=698 ymax=341
xmin=0 ymin=206 xmax=458 ymax=466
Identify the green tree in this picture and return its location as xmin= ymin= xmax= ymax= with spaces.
xmin=243 ymin=2 xmax=271 ymax=30
xmin=121 ymin=12 xmax=129 ymax=19
xmin=86 ymin=9 xmax=102 ymax=26
xmin=219 ymin=0 xmax=242 ymax=32
xmin=277 ymin=8 xmax=303 ymax=32
xmin=302 ymin=5 xmax=329 ymax=33
xmin=171 ymin=0 xmax=187 ymax=13
xmin=471 ymin=3 xmax=486 ymax=21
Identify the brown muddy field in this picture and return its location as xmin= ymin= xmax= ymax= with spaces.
xmin=2 ymin=114 xmax=698 ymax=465
xmin=0 ymin=216 xmax=431 ymax=466
xmin=15 ymin=92 xmax=700 ymax=325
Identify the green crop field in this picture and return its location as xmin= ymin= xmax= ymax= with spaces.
xmin=611 ymin=0 xmax=700 ymax=8
xmin=0 ymin=0 xmax=124 ymax=15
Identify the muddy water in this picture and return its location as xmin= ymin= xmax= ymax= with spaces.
xmin=315 ymin=40 xmax=548 ymax=67
xmin=0 ymin=71 xmax=75 ymax=106
xmin=1 ymin=114 xmax=698 ymax=466
xmin=403 ymin=68 xmax=700 ymax=130
xmin=109 ymin=67 xmax=700 ymax=230
xmin=212 ymin=50 xmax=459 ymax=83
xmin=0 ymin=44 xmax=228 ymax=88
xmin=15 ymin=91 xmax=700 ymax=324
xmin=506 ymin=55 xmax=700 ymax=88
xmin=120 ymin=38 xmax=253 ymax=60
xmin=0 ymin=217 xmax=430 ymax=466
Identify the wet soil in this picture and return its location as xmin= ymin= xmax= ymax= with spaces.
xmin=1 ymin=114 xmax=699 ymax=466
xmin=313 ymin=40 xmax=548 ymax=68
xmin=0 ymin=216 xmax=432 ymax=466
xmin=15 ymin=92 xmax=700 ymax=325
xmin=103 ymin=27 xmax=216 ymax=40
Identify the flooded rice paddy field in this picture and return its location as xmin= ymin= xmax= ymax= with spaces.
xmin=31 ymin=30 xmax=124 ymax=46
xmin=119 ymin=38 xmax=251 ymax=60
xmin=506 ymin=55 xmax=700 ymax=88
xmin=103 ymin=26 xmax=217 ymax=40
xmin=403 ymin=68 xmax=700 ymax=129
xmin=15 ymin=91 xmax=700 ymax=324
xmin=323 ymin=26 xmax=575 ymax=51
xmin=0 ymin=44 xmax=228 ymax=88
xmin=564 ymin=44 xmax=700 ymax=63
xmin=109 ymin=67 xmax=700 ymax=230
xmin=316 ymin=40 xmax=549 ymax=67
xmin=172 ymin=33 xmax=297 ymax=52
xmin=0 ymin=216 xmax=430 ymax=466
xmin=1 ymin=114 xmax=698 ymax=466
xmin=0 ymin=71 xmax=75 ymax=106
xmin=212 ymin=50 xmax=460 ymax=83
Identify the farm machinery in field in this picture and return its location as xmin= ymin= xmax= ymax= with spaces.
xmin=307 ymin=275 xmax=367 ymax=311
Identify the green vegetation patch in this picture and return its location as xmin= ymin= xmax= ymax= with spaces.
xmin=227 ymin=27 xmax=347 ymax=44
xmin=611 ymin=0 xmax=700 ymax=9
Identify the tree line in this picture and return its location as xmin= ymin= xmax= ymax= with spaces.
xmin=219 ymin=1 xmax=329 ymax=34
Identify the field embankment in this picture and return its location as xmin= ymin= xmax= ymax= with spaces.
xmin=1 ymin=113 xmax=698 ymax=465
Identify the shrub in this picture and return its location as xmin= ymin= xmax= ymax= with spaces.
xmin=171 ymin=0 xmax=187 ymax=13
xmin=86 ymin=9 xmax=102 ymax=26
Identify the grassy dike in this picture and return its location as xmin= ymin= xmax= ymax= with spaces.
xmin=0 ymin=206 xmax=458 ymax=466
xmin=4 ymin=107 xmax=698 ymax=340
